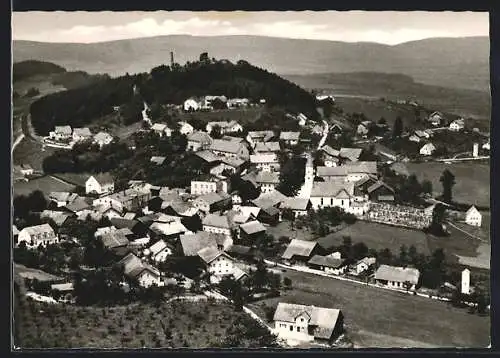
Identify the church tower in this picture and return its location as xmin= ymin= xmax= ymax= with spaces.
xmin=305 ymin=153 xmax=314 ymax=185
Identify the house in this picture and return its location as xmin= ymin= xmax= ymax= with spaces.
xmin=255 ymin=171 xmax=280 ymax=193
xmin=428 ymin=111 xmax=444 ymax=126
xmin=250 ymin=153 xmax=280 ymax=172
xmin=203 ymin=95 xmax=228 ymax=110
xmin=17 ymin=224 xmax=58 ymax=248
xmin=465 ymin=206 xmax=482 ymax=227
xmin=93 ymin=186 xmax=152 ymax=212
xmin=40 ymin=210 xmax=71 ymax=229
xmin=357 ymin=121 xmax=372 ymax=137
xmin=206 ymin=120 xmax=243 ymax=135
xmin=282 ymin=239 xmax=323 ymax=265
xmin=330 ymin=124 xmax=343 ymax=136
xmin=192 ymin=192 xmax=232 ymax=213
xmin=419 ymin=143 xmax=436 ymax=156
xmin=100 ymin=230 xmax=129 ymax=250
xmin=187 ymin=131 xmax=213 ymax=151
xmin=374 ymin=264 xmax=420 ymax=290
xmin=93 ymin=131 xmax=114 ymax=148
xmin=85 ymin=173 xmax=115 ymax=196
xmin=183 ymin=98 xmax=200 ymax=112
xmin=449 ymin=118 xmax=465 ymax=132
xmin=49 ymin=125 xmax=72 ymax=141
xmin=150 ymin=156 xmax=166 ymax=165
xmin=50 ymin=282 xmax=75 ymax=302
xmin=19 ymin=164 xmax=34 ymax=177
xmin=279 ymin=132 xmax=300 ymax=146
xmin=197 ymin=246 xmax=242 ymax=283
xmin=307 ymin=255 xmax=348 ymax=275
xmin=351 ymin=257 xmax=377 ymax=276
xmin=209 ymin=139 xmax=250 ymax=160
xmin=95 ymin=226 xmax=117 ymax=238
xmin=72 ymin=127 xmax=92 ymax=143
xmin=297 ymin=113 xmax=308 ymax=126
xmin=64 ymin=197 xmax=92 ymax=215
xmin=180 ymin=231 xmax=231 ymax=256
xmin=251 ymin=190 xmax=287 ymax=212
xmin=279 ymin=198 xmax=311 ymax=218
xmin=227 ymin=98 xmax=250 ymax=108
xmin=273 ymin=302 xmax=344 ymax=344
xmin=366 ymin=181 xmax=395 ymax=202
xmin=239 ymin=220 xmax=267 ymax=241
xmin=247 ymin=131 xmax=275 ymax=144
xmin=482 ymin=140 xmax=490 ymax=151
xmin=310 ymin=180 xmax=355 ymax=212
xmin=48 ymin=191 xmax=78 ymax=207
xmin=202 ymin=212 xmax=235 ymax=239
xmin=179 ymin=121 xmax=195 ymax=135
xmin=95 ymin=202 xmax=123 ymax=219
xmin=149 ymin=216 xmax=189 ymax=240
xmin=119 ymin=253 xmax=163 ymax=288
xmin=209 ymin=157 xmax=246 ymax=177
xmin=151 ymin=123 xmax=172 ymax=137
xmin=226 ymin=244 xmax=258 ymax=261
xmin=339 ymin=147 xmax=363 ymax=162
xmin=191 ymin=175 xmax=230 ymax=195
xmin=254 ymin=142 xmax=281 ymax=155
xmin=321 ymin=145 xmax=340 ymax=167
xmin=146 ymin=239 xmax=172 ymax=262
xmin=316 ymin=162 xmax=377 ymax=183
xmin=408 ymin=134 xmax=422 ymax=143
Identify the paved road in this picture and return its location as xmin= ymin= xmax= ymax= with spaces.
xmin=12 ymin=133 xmax=25 ymax=154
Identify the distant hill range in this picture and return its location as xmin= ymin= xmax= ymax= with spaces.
xmin=13 ymin=35 xmax=490 ymax=92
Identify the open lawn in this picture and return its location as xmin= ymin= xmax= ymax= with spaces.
xmin=13 ymin=176 xmax=75 ymax=197
xmin=178 ymin=107 xmax=263 ymax=125
xmin=51 ymin=172 xmax=93 ymax=188
xmin=266 ymin=221 xmax=317 ymax=242
xmin=14 ymin=264 xmax=62 ymax=282
xmin=249 ymin=268 xmax=490 ymax=348
xmin=406 ymin=161 xmax=490 ymax=208
xmin=317 ymin=220 xmax=431 ymax=255
xmin=12 ymin=138 xmax=58 ymax=172
xmin=14 ymin=297 xmax=267 ymax=349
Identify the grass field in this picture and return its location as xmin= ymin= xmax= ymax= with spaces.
xmin=317 ymin=220 xmax=431 ymax=254
xmin=14 ymin=297 xmax=264 ymax=349
xmin=406 ymin=162 xmax=490 ymax=208
xmin=14 ymin=264 xmax=62 ymax=282
xmin=12 ymin=138 xmax=58 ymax=171
xmin=249 ymin=268 xmax=490 ymax=348
xmin=51 ymin=173 xmax=93 ymax=188
xmin=13 ymin=176 xmax=75 ymax=197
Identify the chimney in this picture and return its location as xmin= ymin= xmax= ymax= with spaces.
xmin=170 ymin=51 xmax=174 ymax=67
xmin=473 ymin=143 xmax=479 ymax=158
xmin=461 ymin=268 xmax=470 ymax=295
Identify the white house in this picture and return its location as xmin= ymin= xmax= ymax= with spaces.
xmin=197 ymin=246 xmax=242 ymax=283
xmin=419 ymin=143 xmax=436 ymax=156
xmin=147 ymin=239 xmax=172 ymax=262
xmin=119 ymin=253 xmax=163 ymax=288
xmin=449 ymin=118 xmax=465 ymax=132
xmin=250 ymin=153 xmax=280 ymax=172
xmin=49 ymin=125 xmax=72 ymax=142
xmin=273 ymin=302 xmax=344 ymax=344
xmin=85 ymin=173 xmax=115 ymax=196
xmin=206 ymin=120 xmax=243 ymax=135
xmin=465 ymin=206 xmax=482 ymax=227
xmin=17 ymin=224 xmax=58 ymax=248
xmin=178 ymin=121 xmax=195 ymax=135
xmin=151 ymin=123 xmax=172 ymax=137
xmin=351 ymin=257 xmax=377 ymax=276
xmin=374 ymin=264 xmax=420 ymax=291
xmin=297 ymin=113 xmax=308 ymax=126
xmin=209 ymin=139 xmax=250 ymax=160
xmin=279 ymin=132 xmax=300 ymax=146
xmin=72 ymin=127 xmax=92 ymax=143
xmin=187 ymin=131 xmax=213 ymax=151
xmin=191 ymin=176 xmax=229 ymax=195
xmin=19 ymin=164 xmax=34 ymax=176
xmin=279 ymin=198 xmax=310 ymax=218
xmin=428 ymin=111 xmax=444 ymax=126
xmin=255 ymin=171 xmax=280 ymax=194
xmin=202 ymin=212 xmax=234 ymax=238
xmin=184 ymin=98 xmax=200 ymax=112
xmin=93 ymin=131 xmax=114 ymax=148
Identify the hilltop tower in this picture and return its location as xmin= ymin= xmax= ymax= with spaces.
xmin=170 ymin=51 xmax=174 ymax=67
xmin=461 ymin=268 xmax=470 ymax=295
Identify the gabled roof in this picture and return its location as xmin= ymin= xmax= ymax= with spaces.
xmin=19 ymin=223 xmax=55 ymax=236
xmin=466 ymin=205 xmax=481 ymax=217
xmin=308 ymin=255 xmax=346 ymax=268
xmin=357 ymin=257 xmax=377 ymax=267
xmin=367 ymin=181 xmax=395 ymax=194
xmin=280 ymin=197 xmax=310 ymax=211
xmin=316 ymin=166 xmax=349 ymax=177
xmin=197 ymin=246 xmax=231 ymax=264
xmin=49 ymin=191 xmax=77 ymax=203
xmin=94 ymin=131 xmax=113 ymax=141
xmin=240 ymin=220 xmax=267 ymax=235
xmin=209 ymin=139 xmax=245 ymax=154
xmin=227 ymin=244 xmax=253 ymax=256
xmin=255 ymin=171 xmax=280 ymax=184
xmin=250 ymin=153 xmax=279 ymax=164
xmin=374 ymin=264 xmax=420 ymax=285
xmin=195 ymin=150 xmax=220 ymax=163
xmin=101 ymin=230 xmax=129 ymax=249
xmin=195 ymin=192 xmax=230 ymax=206
xmin=149 ymin=239 xmax=168 ymax=256
xmin=280 ymin=131 xmax=300 ymax=141
xmin=40 ymin=210 xmax=71 ymax=227
xmin=54 ymin=125 xmax=72 ymax=134
xmin=123 ymin=212 xmax=137 ymax=220
xmin=110 ymin=218 xmax=140 ymax=230
xmin=88 ymin=173 xmax=114 ymax=185
xmin=149 ymin=221 xmax=188 ymax=236
xmin=311 ymin=180 xmax=354 ymax=198
xmin=151 ymin=123 xmax=168 ymax=131
xmin=254 ymin=142 xmax=280 ymax=153
xmin=251 ymin=190 xmax=287 ymax=209
xmin=73 ymin=127 xmax=92 ymax=137
xmin=322 ymin=145 xmax=340 ymax=157
xmin=339 ymin=147 xmax=363 ymax=162
xmin=65 ymin=197 xmax=91 ymax=213
xmin=202 ymin=213 xmax=234 ymax=229
xmin=248 ymin=130 xmax=274 ymax=140
xmin=273 ymin=302 xmax=341 ymax=340
xmin=179 ymin=231 xmax=219 ymax=256
xmin=282 ymin=239 xmax=318 ymax=259
xmin=187 ymin=131 xmax=213 ymax=144
xmin=150 ymin=156 xmax=166 ymax=165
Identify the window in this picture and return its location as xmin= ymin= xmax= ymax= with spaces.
xmin=290 ymin=325 xmax=294 ymax=331
xmin=297 ymin=327 xmax=301 ymax=332
xmin=300 ymin=318 xmax=304 ymax=322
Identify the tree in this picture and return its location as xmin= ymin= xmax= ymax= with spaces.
xmin=378 ymin=117 xmax=387 ymax=125
xmin=199 ymin=52 xmax=209 ymax=63
xmin=421 ymin=180 xmax=433 ymax=196
xmin=440 ymin=169 xmax=456 ymax=204
xmin=210 ymin=125 xmax=223 ymax=139
xmin=399 ymin=245 xmax=408 ymax=266
xmin=392 ymin=116 xmax=403 ymax=138
xmin=283 ymin=277 xmax=292 ymax=290
xmin=277 ymin=155 xmax=306 ymax=197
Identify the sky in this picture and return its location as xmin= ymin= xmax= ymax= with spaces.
xmin=12 ymin=11 xmax=489 ymax=45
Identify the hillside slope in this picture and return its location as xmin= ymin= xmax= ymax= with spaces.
xmin=13 ymin=35 xmax=490 ymax=92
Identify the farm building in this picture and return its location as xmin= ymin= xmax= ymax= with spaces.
xmin=307 ymin=255 xmax=348 ymax=275
xmin=465 ymin=206 xmax=482 ymax=227
xmin=374 ymin=264 xmax=420 ymax=291
xmin=282 ymin=239 xmax=323 ymax=265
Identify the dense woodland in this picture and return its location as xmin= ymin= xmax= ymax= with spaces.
xmin=29 ymin=55 xmax=318 ymax=136
xmin=13 ymin=60 xmax=66 ymax=82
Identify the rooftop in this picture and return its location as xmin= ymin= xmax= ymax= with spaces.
xmin=374 ymin=264 xmax=420 ymax=285
xmin=240 ymin=220 xmax=267 ymax=235
xmin=282 ymin=239 xmax=318 ymax=260
xmin=308 ymin=255 xmax=345 ymax=268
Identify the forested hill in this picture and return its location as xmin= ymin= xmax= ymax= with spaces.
xmin=29 ymin=56 xmax=318 ymax=136
xmin=13 ymin=60 xmax=66 ymax=82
